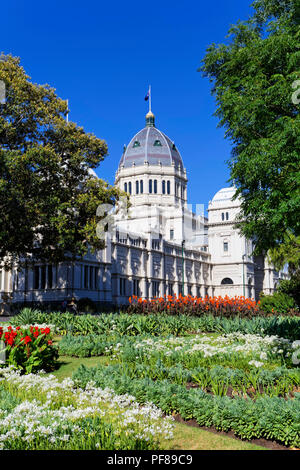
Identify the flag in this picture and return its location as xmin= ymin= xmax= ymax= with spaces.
xmin=144 ymin=89 xmax=150 ymax=101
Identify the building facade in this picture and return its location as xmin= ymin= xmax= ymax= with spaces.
xmin=0 ymin=111 xmax=288 ymax=308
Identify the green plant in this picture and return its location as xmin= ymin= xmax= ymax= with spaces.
xmin=259 ymin=292 xmax=297 ymax=314
xmin=0 ymin=325 xmax=58 ymax=373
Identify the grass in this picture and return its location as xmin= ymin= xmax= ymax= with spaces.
xmin=51 ymin=355 xmax=110 ymax=381
xmin=161 ymin=422 xmax=266 ymax=451
xmin=47 ymin=353 xmax=267 ymax=451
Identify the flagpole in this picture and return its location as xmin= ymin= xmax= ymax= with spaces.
xmin=149 ymin=85 xmax=151 ymax=112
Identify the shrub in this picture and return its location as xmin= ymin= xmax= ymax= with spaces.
xmin=259 ymin=292 xmax=298 ymax=314
xmin=278 ymin=275 xmax=300 ymax=308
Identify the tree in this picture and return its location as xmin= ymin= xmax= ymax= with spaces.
xmin=200 ymin=0 xmax=300 ymax=254
xmin=268 ymin=232 xmax=300 ymax=306
xmin=0 ymin=54 xmax=122 ymax=267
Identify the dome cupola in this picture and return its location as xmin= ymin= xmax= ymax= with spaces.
xmin=118 ymin=111 xmax=184 ymax=170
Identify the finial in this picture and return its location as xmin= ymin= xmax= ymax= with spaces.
xmin=146 ymin=110 xmax=155 ymax=127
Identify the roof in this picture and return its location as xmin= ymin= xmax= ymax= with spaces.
xmin=118 ymin=123 xmax=184 ymax=170
xmin=211 ymin=187 xmax=237 ymax=203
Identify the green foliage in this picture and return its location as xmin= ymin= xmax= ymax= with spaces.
xmin=72 ymin=364 xmax=300 ymax=448
xmin=11 ymin=309 xmax=300 ymax=341
xmin=200 ymin=0 xmax=300 ymax=253
xmin=259 ymin=291 xmax=298 ymax=313
xmin=277 ymin=273 xmax=300 ymax=307
xmin=0 ymin=54 xmax=124 ymax=267
xmin=0 ymin=387 xmax=21 ymax=412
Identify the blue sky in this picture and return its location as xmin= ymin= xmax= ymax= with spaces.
xmin=1 ymin=0 xmax=253 ymax=210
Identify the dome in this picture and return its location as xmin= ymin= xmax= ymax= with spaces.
xmin=118 ymin=113 xmax=184 ymax=170
xmin=211 ymin=187 xmax=236 ymax=203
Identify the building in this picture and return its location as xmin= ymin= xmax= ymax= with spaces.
xmin=0 ymin=110 xmax=288 ymax=308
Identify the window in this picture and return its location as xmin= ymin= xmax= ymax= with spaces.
xmin=149 ymin=179 xmax=152 ymax=194
xmin=124 ymin=182 xmax=127 ymax=193
xmin=48 ymin=265 xmax=53 ymax=289
xmin=136 ymin=180 xmax=139 ymax=194
xmin=167 ymin=181 xmax=170 ymax=194
xmin=84 ymin=266 xmax=89 ymax=289
xmin=90 ymin=266 xmax=94 ymax=289
xmin=223 ymin=242 xmax=229 ymax=252
xmin=222 ymin=213 xmax=225 ymax=221
xmin=162 ymin=180 xmax=166 ymax=194
xmin=128 ymin=182 xmax=132 ymax=195
xmin=152 ymin=281 xmax=160 ymax=298
xmin=154 ymin=180 xmax=157 ymax=194
xmin=40 ymin=266 xmax=46 ymax=289
xmin=168 ymin=283 xmax=173 ymax=295
xmin=170 ymin=229 xmax=174 ymax=240
xmin=133 ymin=140 xmax=140 ymax=148
xmin=140 ymin=180 xmax=143 ymax=194
xmin=120 ymin=277 xmax=126 ymax=296
xmin=153 ymin=139 xmax=162 ymax=147
xmin=133 ymin=279 xmax=140 ymax=296
xmin=196 ymin=286 xmax=201 ymax=298
xmin=34 ymin=266 xmax=39 ymax=289
xmin=83 ymin=265 xmax=98 ymax=290
xmin=226 ymin=212 xmax=229 ymax=221
xmin=152 ymin=240 xmax=160 ymax=250
xmin=95 ymin=268 xmax=99 ymax=289
xmin=188 ymin=285 xmax=192 ymax=296
xmin=221 ymin=278 xmax=234 ymax=285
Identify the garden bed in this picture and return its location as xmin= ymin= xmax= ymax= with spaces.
xmin=1 ymin=307 xmax=300 ymax=450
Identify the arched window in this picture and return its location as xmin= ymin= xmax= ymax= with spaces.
xmin=153 ymin=139 xmax=162 ymax=147
xmin=133 ymin=141 xmax=140 ymax=148
xmin=149 ymin=179 xmax=152 ymax=194
xmin=128 ymin=182 xmax=132 ymax=195
xmin=154 ymin=180 xmax=157 ymax=194
xmin=136 ymin=180 xmax=139 ymax=194
xmin=162 ymin=180 xmax=166 ymax=194
xmin=124 ymin=182 xmax=127 ymax=193
xmin=221 ymin=278 xmax=234 ymax=285
xmin=167 ymin=181 xmax=170 ymax=194
xmin=140 ymin=180 xmax=143 ymax=194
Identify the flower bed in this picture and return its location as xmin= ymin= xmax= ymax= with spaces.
xmin=128 ymin=295 xmax=261 ymax=317
xmin=0 ymin=367 xmax=174 ymax=450
xmin=0 ymin=325 xmax=58 ymax=373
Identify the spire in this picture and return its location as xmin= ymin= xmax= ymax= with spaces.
xmin=145 ymin=85 xmax=155 ymax=126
